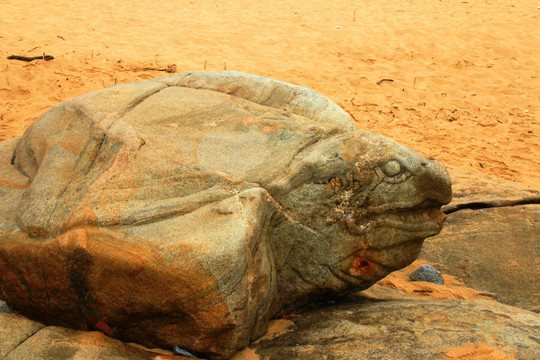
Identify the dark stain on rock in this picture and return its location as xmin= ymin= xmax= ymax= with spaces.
xmin=23 ymin=225 xmax=49 ymax=239
xmin=66 ymin=247 xmax=95 ymax=314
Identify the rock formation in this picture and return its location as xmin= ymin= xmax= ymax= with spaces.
xmin=0 ymin=71 xmax=451 ymax=358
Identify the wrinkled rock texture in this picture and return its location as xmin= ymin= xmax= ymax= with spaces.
xmin=421 ymin=167 xmax=540 ymax=312
xmin=245 ymin=295 xmax=540 ymax=360
xmin=0 ymin=71 xmax=451 ymax=358
xmin=241 ymin=167 xmax=540 ymax=359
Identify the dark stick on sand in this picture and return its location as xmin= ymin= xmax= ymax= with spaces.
xmin=376 ymin=78 xmax=394 ymax=85
xmin=7 ymin=54 xmax=54 ymax=62
xmin=141 ymin=64 xmax=177 ymax=73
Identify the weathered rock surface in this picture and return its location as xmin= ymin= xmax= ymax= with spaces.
xmin=242 ymin=169 xmax=540 ymax=359
xmin=421 ymin=167 xmax=540 ymax=312
xmin=441 ymin=166 xmax=539 ymax=213
xmin=244 ymin=296 xmax=540 ymax=360
xmin=0 ymin=307 xmax=189 ymax=359
xmin=0 ymin=304 xmax=44 ymax=359
xmin=0 ymin=71 xmax=452 ymax=358
xmin=1 ymin=149 xmax=538 ymax=358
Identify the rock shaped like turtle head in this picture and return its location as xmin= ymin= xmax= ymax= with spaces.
xmin=268 ymin=131 xmax=451 ymax=312
xmin=0 ymin=71 xmax=451 ymax=359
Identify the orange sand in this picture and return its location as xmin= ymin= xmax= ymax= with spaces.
xmin=0 ymin=0 xmax=538 ymax=188
xmin=443 ymin=342 xmax=517 ymax=360
xmin=376 ymin=260 xmax=495 ymax=301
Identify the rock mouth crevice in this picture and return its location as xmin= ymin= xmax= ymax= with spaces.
xmin=441 ymin=165 xmax=540 ymax=214
xmin=443 ymin=197 xmax=540 ymax=214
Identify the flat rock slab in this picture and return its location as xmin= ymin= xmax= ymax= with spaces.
xmin=245 ymin=298 xmax=540 ymax=360
xmin=443 ymin=166 xmax=539 ymax=213
xmin=422 ymin=167 xmax=540 ymax=312
xmin=0 ymin=308 xmax=44 ymax=358
xmin=421 ymin=204 xmax=539 ymax=311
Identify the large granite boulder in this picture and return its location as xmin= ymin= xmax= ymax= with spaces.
xmin=0 ymin=71 xmax=451 ymax=358
xmin=421 ymin=167 xmax=540 ymax=312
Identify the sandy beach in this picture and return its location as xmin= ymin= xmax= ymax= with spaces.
xmin=0 ymin=0 xmax=538 ymax=188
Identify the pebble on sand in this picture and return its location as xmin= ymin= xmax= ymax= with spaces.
xmin=408 ymin=265 xmax=444 ymax=285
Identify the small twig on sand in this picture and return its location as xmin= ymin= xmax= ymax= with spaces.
xmin=7 ymin=54 xmax=54 ymax=62
xmin=345 ymin=109 xmax=358 ymax=122
xmin=376 ymin=78 xmax=394 ymax=85
xmin=141 ymin=64 xmax=177 ymax=73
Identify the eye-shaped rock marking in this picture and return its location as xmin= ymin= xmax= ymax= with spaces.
xmin=0 ymin=71 xmax=451 ymax=359
xmin=381 ymin=159 xmax=403 ymax=177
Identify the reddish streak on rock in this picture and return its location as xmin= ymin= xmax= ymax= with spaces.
xmin=95 ymin=320 xmax=116 ymax=337
xmin=0 ymin=179 xmax=30 ymax=189
xmin=350 ymin=257 xmax=372 ymax=277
